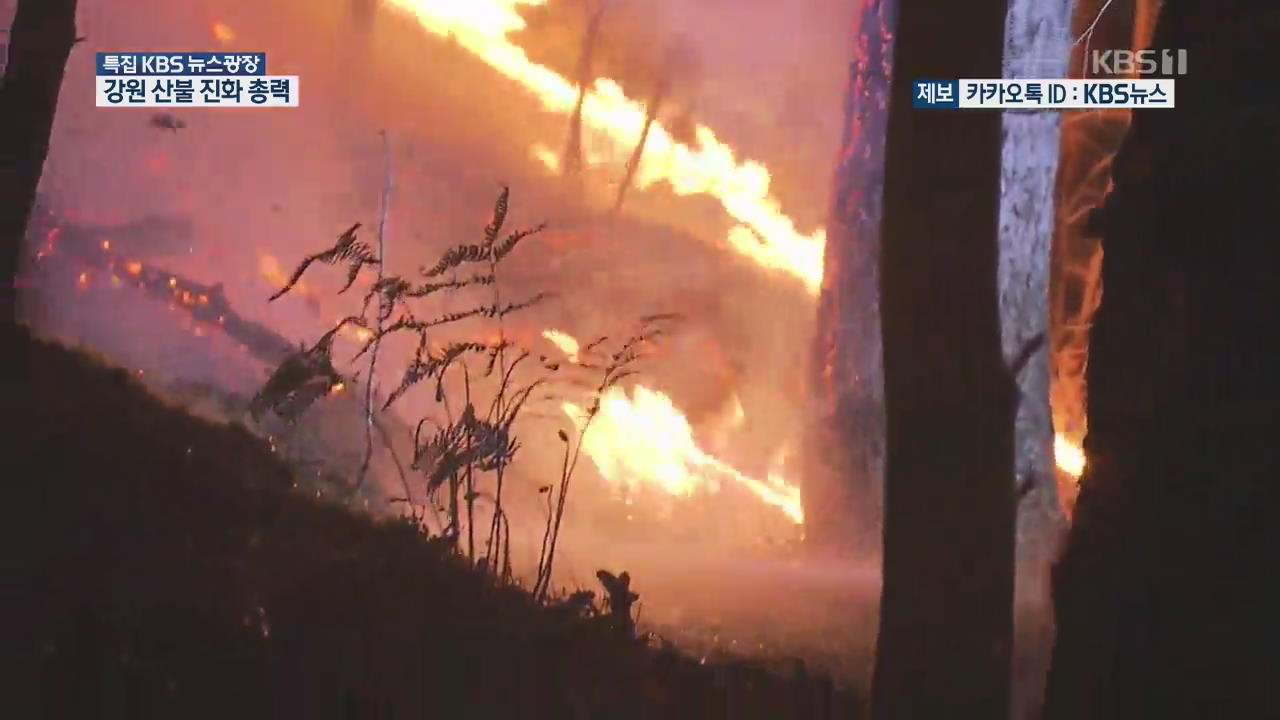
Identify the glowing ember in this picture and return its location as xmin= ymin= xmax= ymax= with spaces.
xmin=1054 ymin=434 xmax=1085 ymax=478
xmin=125 ymin=261 xmax=143 ymax=275
xmin=101 ymin=240 xmax=110 ymax=250
xmin=330 ymin=382 xmax=346 ymax=395
xmin=541 ymin=328 xmax=579 ymax=362
xmin=77 ymin=272 xmax=89 ymax=288
xmin=385 ymin=0 xmax=824 ymax=293
xmin=259 ymin=252 xmax=318 ymax=302
xmin=212 ymin=22 xmax=236 ymax=44
xmin=563 ymin=384 xmax=804 ymax=524
xmin=338 ymin=319 xmax=373 ymax=344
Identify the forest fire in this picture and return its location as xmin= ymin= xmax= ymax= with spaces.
xmin=9 ymin=0 xmax=1268 ymax=715
xmin=384 ymin=0 xmax=1086 ymax=485
xmin=384 ymin=0 xmax=825 ymax=293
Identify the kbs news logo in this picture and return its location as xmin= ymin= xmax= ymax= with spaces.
xmin=1091 ymin=48 xmax=1188 ymax=76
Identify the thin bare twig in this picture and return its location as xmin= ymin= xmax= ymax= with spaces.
xmin=353 ymin=130 xmax=393 ymax=494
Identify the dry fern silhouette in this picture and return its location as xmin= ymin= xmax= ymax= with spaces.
xmin=254 ymin=186 xmax=674 ymax=598
xmin=420 ymin=189 xmax=548 ymax=278
xmin=249 ymin=316 xmax=365 ymax=422
xmin=255 ymin=186 xmax=566 ymax=577
xmin=268 ymin=223 xmax=379 ymax=301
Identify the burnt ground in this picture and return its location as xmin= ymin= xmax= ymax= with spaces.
xmin=5 ymin=321 xmax=864 ymax=719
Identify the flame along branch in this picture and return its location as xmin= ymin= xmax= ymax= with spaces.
xmin=385 ymin=0 xmax=825 ymax=292
xmin=30 ymin=210 xmax=297 ymax=366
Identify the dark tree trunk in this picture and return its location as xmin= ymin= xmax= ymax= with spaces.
xmin=0 ymin=0 xmax=78 ymax=325
xmin=1044 ymin=1 xmax=1280 ymax=717
xmin=806 ymin=0 xmax=895 ymax=560
xmin=870 ymin=0 xmax=1017 ymax=716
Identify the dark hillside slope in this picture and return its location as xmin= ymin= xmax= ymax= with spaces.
xmin=5 ymin=323 xmax=860 ymax=719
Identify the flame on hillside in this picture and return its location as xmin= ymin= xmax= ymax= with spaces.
xmin=385 ymin=0 xmax=824 ymax=293
xmin=548 ymin=329 xmax=803 ymax=524
xmin=541 ymin=328 xmax=580 ymax=363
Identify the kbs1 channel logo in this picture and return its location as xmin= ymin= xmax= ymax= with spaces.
xmin=94 ymin=52 xmax=299 ymax=108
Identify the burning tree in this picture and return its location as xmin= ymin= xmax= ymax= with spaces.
xmin=805 ymin=0 xmax=893 ymax=560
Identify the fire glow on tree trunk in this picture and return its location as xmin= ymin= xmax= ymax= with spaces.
xmin=1050 ymin=0 xmax=1160 ymax=513
xmin=806 ymin=0 xmax=895 ymax=558
xmin=1046 ymin=0 xmax=1279 ymax=714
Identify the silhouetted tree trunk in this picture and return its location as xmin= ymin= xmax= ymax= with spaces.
xmin=0 ymin=0 xmax=78 ymax=325
xmin=1044 ymin=1 xmax=1280 ymax=717
xmin=563 ymin=0 xmax=604 ymax=176
xmin=870 ymin=0 xmax=1018 ymax=716
xmin=811 ymin=0 xmax=1072 ymax=573
xmin=806 ymin=0 xmax=895 ymax=560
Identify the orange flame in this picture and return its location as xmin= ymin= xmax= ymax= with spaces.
xmin=258 ymin=252 xmax=320 ymax=304
xmin=343 ymin=323 xmax=373 ymax=343
xmin=386 ymin=0 xmax=824 ymax=293
xmin=212 ymin=22 xmax=236 ymax=45
xmin=1054 ymin=434 xmax=1085 ymax=478
xmin=547 ymin=325 xmax=803 ymax=524
xmin=541 ymin=328 xmax=580 ymax=363
xmin=564 ymin=385 xmax=803 ymax=524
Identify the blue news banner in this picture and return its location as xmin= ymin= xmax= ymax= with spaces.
xmin=95 ymin=52 xmax=299 ymax=108
xmin=913 ymin=78 xmax=1175 ymax=110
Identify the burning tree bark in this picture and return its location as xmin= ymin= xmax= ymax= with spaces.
xmin=0 ymin=0 xmax=78 ymax=325
xmin=806 ymin=0 xmax=894 ymax=559
xmin=870 ymin=0 xmax=1018 ymax=715
xmin=1044 ymin=1 xmax=1280 ymax=716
